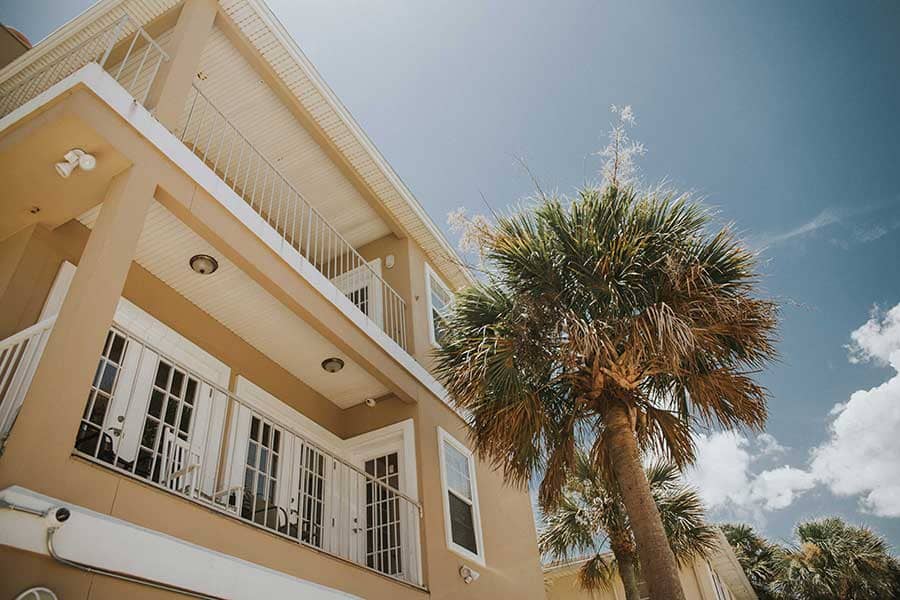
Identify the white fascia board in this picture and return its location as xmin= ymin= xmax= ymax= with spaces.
xmin=0 ymin=63 xmax=461 ymax=420
xmin=0 ymin=485 xmax=360 ymax=600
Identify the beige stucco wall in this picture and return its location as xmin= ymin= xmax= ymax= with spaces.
xmin=0 ymin=210 xmax=545 ymax=600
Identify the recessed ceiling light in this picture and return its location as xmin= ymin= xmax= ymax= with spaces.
xmin=189 ymin=254 xmax=219 ymax=275
xmin=321 ymin=357 xmax=344 ymax=373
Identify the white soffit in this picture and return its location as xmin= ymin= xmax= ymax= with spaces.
xmin=220 ymin=0 xmax=474 ymax=291
xmin=78 ymin=201 xmax=390 ymax=408
xmin=191 ymin=25 xmax=391 ymax=251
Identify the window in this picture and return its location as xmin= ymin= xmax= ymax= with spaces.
xmin=437 ymin=427 xmax=484 ymax=564
xmin=425 ymin=265 xmax=452 ymax=346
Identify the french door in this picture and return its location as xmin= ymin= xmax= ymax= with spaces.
xmin=364 ymin=452 xmax=403 ymax=576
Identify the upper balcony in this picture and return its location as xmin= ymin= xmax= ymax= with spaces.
xmin=0 ymin=12 xmax=410 ymax=354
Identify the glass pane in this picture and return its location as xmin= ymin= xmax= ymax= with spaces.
xmin=270 ymin=453 xmax=278 ymax=477
xmin=141 ymin=419 xmax=159 ymax=448
xmin=109 ymin=334 xmax=126 ymax=363
xmin=89 ymin=393 xmax=109 ymax=425
xmin=164 ymin=399 xmax=178 ymax=426
xmin=272 ymin=429 xmax=280 ymax=451
xmin=184 ymin=379 xmax=197 ymax=405
xmin=171 ymin=370 xmax=185 ymax=397
xmin=154 ymin=362 xmax=171 ymax=389
xmin=148 ymin=389 xmax=164 ymax=418
xmin=99 ymin=363 xmax=118 ymax=393
xmin=444 ymin=442 xmax=472 ymax=499
xmin=179 ymin=405 xmax=192 ymax=434
xmin=250 ymin=417 xmax=259 ymax=441
xmin=259 ymin=447 xmax=268 ymax=472
xmin=247 ymin=441 xmax=257 ymax=466
xmin=449 ymin=491 xmax=478 ymax=554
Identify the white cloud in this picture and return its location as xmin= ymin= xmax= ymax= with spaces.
xmin=756 ymin=209 xmax=841 ymax=248
xmin=683 ymin=432 xmax=813 ymax=518
xmin=756 ymin=432 xmax=786 ymax=457
xmin=683 ymin=431 xmax=752 ymax=510
xmin=846 ymin=303 xmax=900 ymax=366
xmin=809 ymin=352 xmax=900 ymax=517
xmin=685 ymin=302 xmax=900 ymax=520
xmin=748 ymin=466 xmax=816 ymax=510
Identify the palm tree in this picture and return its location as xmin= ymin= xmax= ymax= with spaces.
xmin=778 ymin=517 xmax=900 ymax=600
xmin=720 ymin=523 xmax=783 ymax=600
xmin=434 ymin=185 xmax=778 ymax=599
xmin=540 ymin=450 xmax=717 ymax=600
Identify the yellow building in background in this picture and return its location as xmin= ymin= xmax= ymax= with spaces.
xmin=544 ymin=531 xmax=757 ymax=600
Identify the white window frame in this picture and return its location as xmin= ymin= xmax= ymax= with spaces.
xmin=436 ymin=426 xmax=485 ymax=566
xmin=425 ymin=264 xmax=452 ymax=348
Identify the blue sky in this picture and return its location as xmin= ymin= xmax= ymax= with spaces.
xmin=4 ymin=0 xmax=899 ymax=548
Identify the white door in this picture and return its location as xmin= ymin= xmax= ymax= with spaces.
xmin=362 ymin=451 xmax=405 ymax=578
xmin=331 ymin=258 xmax=384 ymax=328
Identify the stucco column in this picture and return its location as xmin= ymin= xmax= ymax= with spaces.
xmin=145 ymin=0 xmax=217 ymax=130
xmin=0 ymin=167 xmax=155 ymax=480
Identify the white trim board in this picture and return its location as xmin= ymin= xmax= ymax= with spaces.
xmin=0 ymin=486 xmax=360 ymax=599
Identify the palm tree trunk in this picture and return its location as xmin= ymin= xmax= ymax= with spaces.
xmin=603 ymin=400 xmax=686 ymax=600
xmin=612 ymin=549 xmax=643 ymax=600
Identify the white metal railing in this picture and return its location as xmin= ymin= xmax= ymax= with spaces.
xmin=0 ymin=316 xmax=56 ymax=448
xmin=71 ymin=322 xmax=423 ymax=587
xmin=0 ymin=15 xmax=169 ymax=118
xmin=174 ymin=85 xmax=409 ymax=350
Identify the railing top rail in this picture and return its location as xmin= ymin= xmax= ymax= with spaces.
xmin=110 ymin=318 xmax=421 ymax=510
xmin=187 ymin=84 xmax=406 ymax=314
xmin=0 ymin=316 xmax=57 ymax=350
xmin=0 ymin=15 xmax=167 ymax=92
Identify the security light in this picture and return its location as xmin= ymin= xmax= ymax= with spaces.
xmin=460 ymin=565 xmax=480 ymax=584
xmin=54 ymin=148 xmax=96 ymax=178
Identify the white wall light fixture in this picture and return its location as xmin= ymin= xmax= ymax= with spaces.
xmin=460 ymin=565 xmax=480 ymax=584
xmin=55 ymin=148 xmax=97 ymax=179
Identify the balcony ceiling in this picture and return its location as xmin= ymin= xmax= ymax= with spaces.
xmin=78 ymin=201 xmax=390 ymax=409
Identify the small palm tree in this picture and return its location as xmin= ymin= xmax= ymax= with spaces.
xmin=540 ymin=450 xmax=717 ymax=600
xmin=778 ymin=517 xmax=900 ymax=600
xmin=720 ymin=523 xmax=783 ymax=600
xmin=435 ymin=185 xmax=778 ymax=599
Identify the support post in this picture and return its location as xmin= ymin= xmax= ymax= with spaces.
xmin=145 ymin=0 xmax=218 ymax=130
xmin=0 ymin=167 xmax=155 ymax=489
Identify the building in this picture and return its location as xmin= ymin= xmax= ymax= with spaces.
xmin=543 ymin=532 xmax=758 ymax=600
xmin=0 ymin=1 xmax=545 ymax=598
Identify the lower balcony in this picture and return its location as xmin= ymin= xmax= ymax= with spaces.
xmin=0 ymin=302 xmax=424 ymax=589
